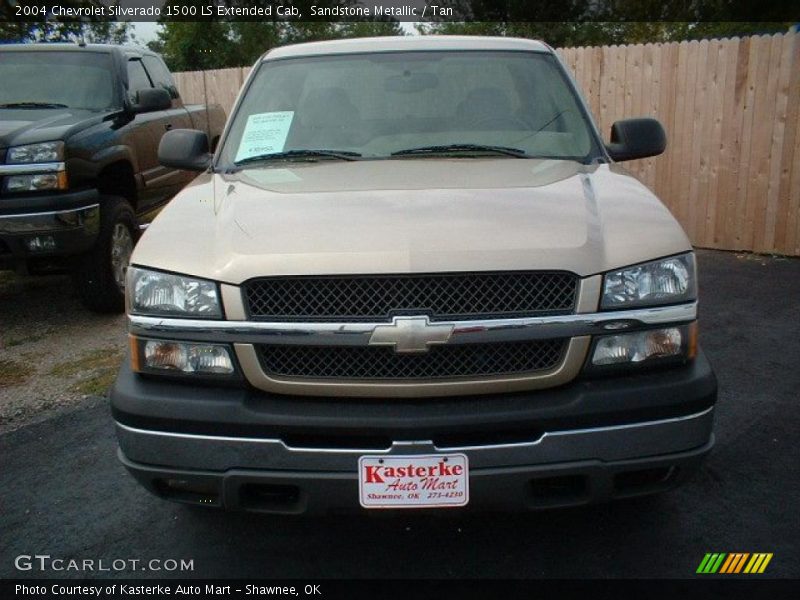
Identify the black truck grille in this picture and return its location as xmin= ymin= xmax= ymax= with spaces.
xmin=244 ymin=271 xmax=578 ymax=321
xmin=256 ymin=339 xmax=567 ymax=380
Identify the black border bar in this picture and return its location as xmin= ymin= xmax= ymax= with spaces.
xmin=2 ymin=1 xmax=800 ymax=23
xmin=3 ymin=579 xmax=800 ymax=600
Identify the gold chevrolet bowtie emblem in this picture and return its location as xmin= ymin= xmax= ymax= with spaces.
xmin=369 ymin=316 xmax=454 ymax=353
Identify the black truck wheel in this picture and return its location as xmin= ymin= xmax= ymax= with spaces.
xmin=72 ymin=196 xmax=137 ymax=313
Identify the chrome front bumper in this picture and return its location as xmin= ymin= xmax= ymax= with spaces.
xmin=0 ymin=203 xmax=99 ymax=235
xmin=0 ymin=197 xmax=100 ymax=265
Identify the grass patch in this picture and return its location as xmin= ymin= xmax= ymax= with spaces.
xmin=72 ymin=369 xmax=119 ymax=396
xmin=50 ymin=348 xmax=122 ymax=377
xmin=50 ymin=348 xmax=124 ymax=397
xmin=4 ymin=331 xmax=48 ymax=348
xmin=0 ymin=359 xmax=35 ymax=387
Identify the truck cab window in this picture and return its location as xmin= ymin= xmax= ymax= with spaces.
xmin=127 ymin=59 xmax=153 ymax=104
xmin=142 ymin=56 xmax=180 ymax=100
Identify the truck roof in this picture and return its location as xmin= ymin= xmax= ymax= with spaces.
xmin=0 ymin=42 xmax=155 ymax=59
xmin=264 ymin=36 xmax=552 ymax=61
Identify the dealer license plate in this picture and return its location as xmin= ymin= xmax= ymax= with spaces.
xmin=358 ymin=454 xmax=469 ymax=509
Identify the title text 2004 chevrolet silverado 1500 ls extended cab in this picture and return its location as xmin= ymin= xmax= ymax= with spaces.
xmin=112 ymin=36 xmax=717 ymax=513
xmin=0 ymin=43 xmax=225 ymax=312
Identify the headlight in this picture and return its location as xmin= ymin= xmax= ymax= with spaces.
xmin=129 ymin=266 xmax=221 ymax=318
xmin=588 ymin=323 xmax=697 ymax=371
xmin=129 ymin=336 xmax=237 ymax=378
xmin=4 ymin=171 xmax=68 ymax=193
xmin=602 ymin=253 xmax=696 ymax=309
xmin=7 ymin=141 xmax=64 ymax=163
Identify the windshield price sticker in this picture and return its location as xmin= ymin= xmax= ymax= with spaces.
xmin=359 ymin=454 xmax=469 ymax=509
xmin=235 ymin=111 xmax=294 ymax=162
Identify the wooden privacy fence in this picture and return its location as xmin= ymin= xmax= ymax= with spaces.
xmin=174 ymin=32 xmax=800 ymax=256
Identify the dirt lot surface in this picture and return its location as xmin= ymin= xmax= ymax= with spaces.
xmin=0 ymin=272 xmax=125 ymax=433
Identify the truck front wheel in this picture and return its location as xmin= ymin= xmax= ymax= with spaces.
xmin=72 ymin=196 xmax=136 ymax=313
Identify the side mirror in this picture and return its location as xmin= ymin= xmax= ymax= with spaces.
xmin=605 ymin=118 xmax=666 ymax=162
xmin=159 ymin=129 xmax=212 ymax=171
xmin=131 ymin=88 xmax=172 ymax=113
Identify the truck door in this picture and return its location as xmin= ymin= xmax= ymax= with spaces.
xmin=141 ymin=56 xmax=196 ymax=195
xmin=122 ymin=56 xmax=170 ymax=215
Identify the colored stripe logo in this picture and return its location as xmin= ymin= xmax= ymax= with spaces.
xmin=697 ymin=553 xmax=773 ymax=574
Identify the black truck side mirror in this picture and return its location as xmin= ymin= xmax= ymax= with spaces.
xmin=158 ymin=129 xmax=212 ymax=171
xmin=605 ymin=118 xmax=667 ymax=162
xmin=131 ymin=88 xmax=172 ymax=113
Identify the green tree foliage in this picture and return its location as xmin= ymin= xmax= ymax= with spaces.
xmin=0 ymin=21 xmax=132 ymax=44
xmin=155 ymin=15 xmax=404 ymax=72
xmin=152 ymin=0 xmax=403 ymax=71
xmin=417 ymin=0 xmax=794 ymax=46
xmin=337 ymin=20 xmax=407 ymax=38
xmin=418 ymin=0 xmax=794 ymax=26
xmin=229 ymin=22 xmax=282 ymax=66
xmin=417 ymin=21 xmax=794 ymax=47
xmin=154 ymin=21 xmax=237 ymax=71
xmin=0 ymin=1 xmax=131 ymax=44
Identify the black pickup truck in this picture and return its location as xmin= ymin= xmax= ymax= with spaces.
xmin=0 ymin=43 xmax=225 ymax=312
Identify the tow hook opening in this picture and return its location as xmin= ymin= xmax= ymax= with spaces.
xmin=613 ymin=466 xmax=676 ymax=496
xmin=154 ymin=477 xmax=220 ymax=506
xmin=239 ymin=483 xmax=303 ymax=513
xmin=528 ymin=474 xmax=589 ymax=506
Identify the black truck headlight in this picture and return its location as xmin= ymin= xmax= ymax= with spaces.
xmin=7 ymin=141 xmax=64 ymax=163
xmin=601 ymin=253 xmax=696 ymax=309
xmin=128 ymin=266 xmax=222 ymax=318
xmin=4 ymin=171 xmax=68 ymax=192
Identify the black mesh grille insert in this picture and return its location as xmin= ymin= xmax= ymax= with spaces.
xmin=256 ymin=339 xmax=567 ymax=380
xmin=244 ymin=272 xmax=578 ymax=321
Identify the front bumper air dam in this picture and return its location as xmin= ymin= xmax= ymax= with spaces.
xmin=0 ymin=189 xmax=100 ymax=262
xmin=113 ymin=351 xmax=717 ymax=513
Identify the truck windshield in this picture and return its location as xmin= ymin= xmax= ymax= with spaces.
xmin=0 ymin=51 xmax=116 ymax=111
xmin=218 ymin=50 xmax=600 ymax=167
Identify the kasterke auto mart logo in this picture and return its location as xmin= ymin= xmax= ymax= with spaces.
xmin=359 ymin=455 xmax=470 ymax=509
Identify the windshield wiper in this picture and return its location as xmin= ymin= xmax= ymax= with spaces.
xmin=391 ymin=144 xmax=529 ymax=158
xmin=0 ymin=102 xmax=69 ymax=109
xmin=233 ymin=149 xmax=362 ymax=167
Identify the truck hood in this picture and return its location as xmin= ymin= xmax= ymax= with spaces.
xmin=132 ymin=159 xmax=691 ymax=283
xmin=0 ymin=107 xmax=108 ymax=148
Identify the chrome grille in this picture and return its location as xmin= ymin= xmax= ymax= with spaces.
xmin=244 ymin=272 xmax=578 ymax=321
xmin=256 ymin=339 xmax=567 ymax=380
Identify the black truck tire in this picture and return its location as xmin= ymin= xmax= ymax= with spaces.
xmin=72 ymin=196 xmax=137 ymax=313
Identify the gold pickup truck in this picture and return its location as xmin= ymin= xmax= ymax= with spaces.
xmin=111 ymin=36 xmax=717 ymax=513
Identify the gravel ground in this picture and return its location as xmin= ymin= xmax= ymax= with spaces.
xmin=0 ymin=272 xmax=126 ymax=433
